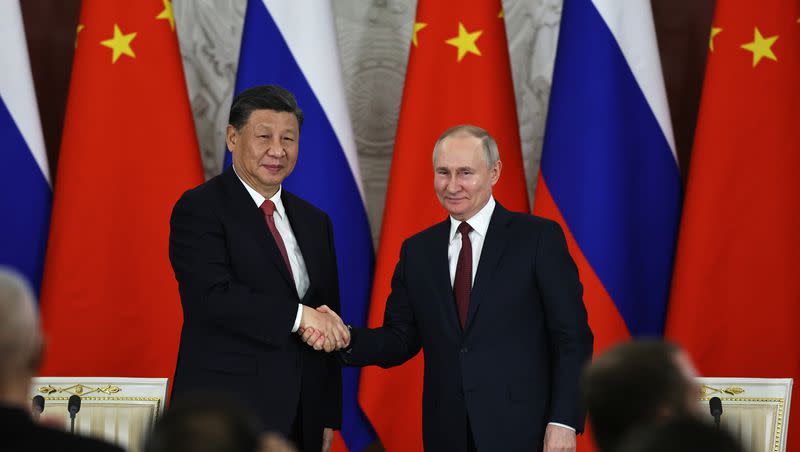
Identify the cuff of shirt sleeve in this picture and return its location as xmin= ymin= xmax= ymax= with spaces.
xmin=291 ymin=304 xmax=302 ymax=332
xmin=548 ymin=422 xmax=576 ymax=432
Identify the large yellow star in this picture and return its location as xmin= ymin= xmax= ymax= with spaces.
xmin=708 ymin=27 xmax=722 ymax=51
xmin=156 ymin=0 xmax=176 ymax=31
xmin=445 ymin=22 xmax=483 ymax=62
xmin=100 ymin=24 xmax=137 ymax=64
xmin=740 ymin=27 xmax=778 ymax=67
xmin=412 ymin=22 xmax=427 ymax=47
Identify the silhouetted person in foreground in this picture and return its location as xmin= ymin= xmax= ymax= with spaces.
xmin=145 ymin=395 xmax=296 ymax=452
xmin=617 ymin=418 xmax=743 ymax=452
xmin=582 ymin=340 xmax=701 ymax=451
xmin=0 ymin=268 xmax=122 ymax=452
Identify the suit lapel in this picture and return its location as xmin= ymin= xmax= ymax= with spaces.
xmin=427 ymin=218 xmax=462 ymax=334
xmin=466 ymin=203 xmax=512 ymax=330
xmin=221 ymin=168 xmax=295 ymax=289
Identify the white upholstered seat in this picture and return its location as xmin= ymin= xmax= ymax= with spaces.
xmin=696 ymin=377 xmax=792 ymax=452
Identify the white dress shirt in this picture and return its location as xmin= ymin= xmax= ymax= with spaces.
xmin=234 ymin=169 xmax=307 ymax=332
xmin=446 ymin=195 xmax=575 ymax=433
xmin=447 ymin=196 xmax=495 ymax=286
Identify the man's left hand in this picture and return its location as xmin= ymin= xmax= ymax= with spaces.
xmin=543 ymin=424 xmax=576 ymax=452
xmin=322 ymin=428 xmax=334 ymax=452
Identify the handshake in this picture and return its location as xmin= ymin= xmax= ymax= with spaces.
xmin=297 ymin=305 xmax=350 ymax=352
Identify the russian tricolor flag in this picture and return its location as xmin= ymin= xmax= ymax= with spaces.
xmin=0 ymin=1 xmax=51 ymax=294
xmin=227 ymin=1 xmax=376 ymax=449
xmin=534 ymin=0 xmax=681 ymax=350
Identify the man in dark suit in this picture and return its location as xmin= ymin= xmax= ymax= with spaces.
xmin=0 ymin=268 xmax=122 ymax=452
xmin=304 ymin=125 xmax=593 ymax=451
xmin=169 ymin=85 xmax=350 ymax=452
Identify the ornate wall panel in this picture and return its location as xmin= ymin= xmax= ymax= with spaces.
xmin=174 ymin=0 xmax=246 ymax=179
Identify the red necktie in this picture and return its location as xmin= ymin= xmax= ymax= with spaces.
xmin=260 ymin=200 xmax=294 ymax=281
xmin=454 ymin=221 xmax=472 ymax=328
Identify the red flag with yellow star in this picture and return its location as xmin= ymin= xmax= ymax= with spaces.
xmin=666 ymin=0 xmax=800 ymax=449
xmin=358 ymin=1 xmax=529 ymax=450
xmin=39 ymin=0 xmax=203 ymax=384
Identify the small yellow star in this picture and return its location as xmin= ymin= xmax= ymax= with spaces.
xmin=75 ymin=24 xmax=85 ymax=49
xmin=100 ymin=24 xmax=137 ymax=64
xmin=740 ymin=27 xmax=778 ymax=67
xmin=445 ymin=22 xmax=483 ymax=62
xmin=156 ymin=0 xmax=176 ymax=31
xmin=708 ymin=27 xmax=722 ymax=51
xmin=412 ymin=22 xmax=427 ymax=47
xmin=498 ymin=9 xmax=504 ymax=18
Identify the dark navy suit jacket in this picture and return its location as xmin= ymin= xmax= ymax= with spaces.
xmin=169 ymin=167 xmax=341 ymax=452
xmin=344 ymin=203 xmax=593 ymax=451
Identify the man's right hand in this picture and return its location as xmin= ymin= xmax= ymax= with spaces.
xmin=298 ymin=305 xmax=349 ymax=352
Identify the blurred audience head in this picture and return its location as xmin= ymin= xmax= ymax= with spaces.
xmin=145 ymin=394 xmax=296 ymax=452
xmin=582 ymin=340 xmax=700 ymax=451
xmin=617 ymin=418 xmax=743 ymax=452
xmin=0 ymin=268 xmax=42 ymax=405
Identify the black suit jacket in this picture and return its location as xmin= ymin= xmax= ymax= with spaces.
xmin=2 ymin=404 xmax=123 ymax=452
xmin=344 ymin=203 xmax=593 ymax=451
xmin=169 ymin=167 xmax=342 ymax=451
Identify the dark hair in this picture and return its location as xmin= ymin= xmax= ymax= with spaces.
xmin=617 ymin=418 xmax=744 ymax=452
xmin=228 ymin=85 xmax=304 ymax=131
xmin=582 ymin=340 xmax=694 ymax=451
xmin=145 ymin=394 xmax=262 ymax=452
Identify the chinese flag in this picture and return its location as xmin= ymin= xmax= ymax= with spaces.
xmin=358 ymin=1 xmax=529 ymax=450
xmin=39 ymin=1 xmax=203 ymax=382
xmin=666 ymin=0 xmax=800 ymax=450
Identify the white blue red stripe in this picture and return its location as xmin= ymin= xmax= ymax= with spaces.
xmin=540 ymin=0 xmax=681 ymax=336
xmin=0 ymin=1 xmax=51 ymax=295
xmin=227 ymin=0 xmax=376 ymax=448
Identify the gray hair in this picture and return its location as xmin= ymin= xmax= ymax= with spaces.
xmin=432 ymin=124 xmax=500 ymax=167
xmin=0 ymin=268 xmax=41 ymax=380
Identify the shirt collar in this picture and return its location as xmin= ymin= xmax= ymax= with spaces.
xmin=233 ymin=165 xmax=287 ymax=219
xmin=449 ymin=196 xmax=495 ymax=242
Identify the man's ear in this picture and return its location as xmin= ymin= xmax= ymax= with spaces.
xmin=226 ymin=124 xmax=238 ymax=152
xmin=490 ymin=160 xmax=503 ymax=186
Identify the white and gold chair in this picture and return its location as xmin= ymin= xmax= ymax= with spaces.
xmin=30 ymin=377 xmax=168 ymax=452
xmin=697 ymin=377 xmax=793 ymax=452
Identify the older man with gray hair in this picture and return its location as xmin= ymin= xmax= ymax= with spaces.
xmin=0 ymin=268 xmax=121 ymax=451
xmin=305 ymin=125 xmax=593 ymax=452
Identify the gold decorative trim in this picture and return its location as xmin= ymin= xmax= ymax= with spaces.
xmin=39 ymin=383 xmax=122 ymax=396
xmin=701 ymin=384 xmax=745 ymax=396
xmin=699 ymin=396 xmax=785 ymax=452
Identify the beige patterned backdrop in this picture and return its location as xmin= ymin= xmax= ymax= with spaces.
xmin=173 ymin=0 xmax=562 ymax=243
